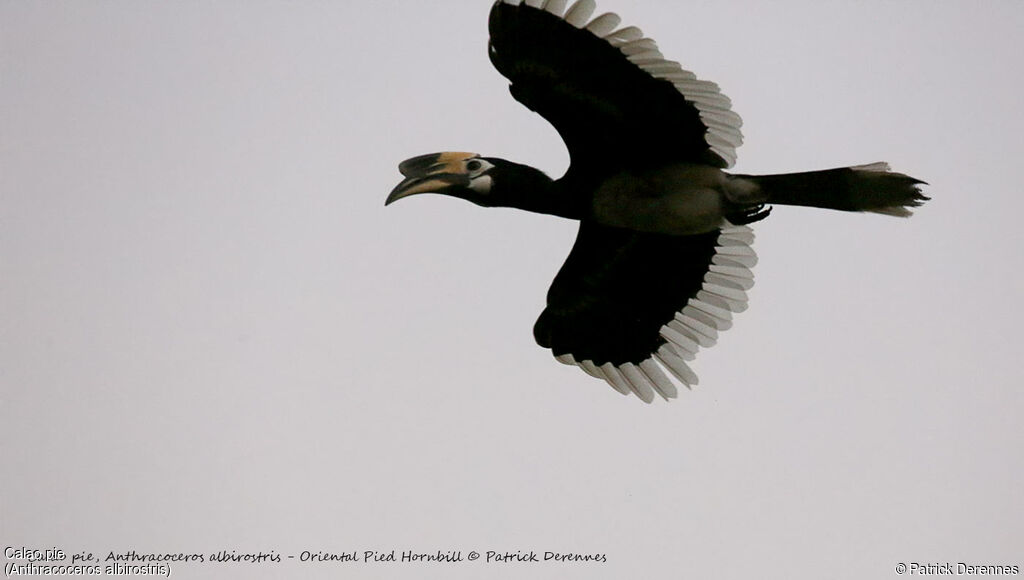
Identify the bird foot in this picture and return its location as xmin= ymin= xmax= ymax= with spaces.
xmin=726 ymin=204 xmax=772 ymax=225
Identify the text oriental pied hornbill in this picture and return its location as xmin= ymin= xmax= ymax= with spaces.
xmin=387 ymin=0 xmax=928 ymax=403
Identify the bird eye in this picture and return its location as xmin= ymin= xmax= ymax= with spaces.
xmin=464 ymin=158 xmax=493 ymax=182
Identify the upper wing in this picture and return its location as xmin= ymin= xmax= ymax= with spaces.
xmin=534 ymin=220 xmax=756 ymax=402
xmin=488 ymin=0 xmax=743 ymax=170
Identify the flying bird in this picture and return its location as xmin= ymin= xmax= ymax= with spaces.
xmin=387 ymin=0 xmax=927 ymax=403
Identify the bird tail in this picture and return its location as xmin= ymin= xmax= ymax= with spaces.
xmin=734 ymin=162 xmax=929 ymax=217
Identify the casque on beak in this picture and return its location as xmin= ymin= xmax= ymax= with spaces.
xmin=386 ymin=152 xmax=479 ymax=205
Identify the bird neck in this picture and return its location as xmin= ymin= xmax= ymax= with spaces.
xmin=498 ymin=162 xmax=584 ymax=220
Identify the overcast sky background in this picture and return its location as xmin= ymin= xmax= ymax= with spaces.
xmin=3 ymin=1 xmax=1022 ymax=578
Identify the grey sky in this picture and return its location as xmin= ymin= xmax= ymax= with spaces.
xmin=2 ymin=1 xmax=1021 ymax=578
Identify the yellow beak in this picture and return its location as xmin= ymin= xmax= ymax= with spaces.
xmin=386 ymin=152 xmax=479 ymax=205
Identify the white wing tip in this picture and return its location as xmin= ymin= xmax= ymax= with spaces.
xmin=563 ymin=0 xmax=596 ymax=27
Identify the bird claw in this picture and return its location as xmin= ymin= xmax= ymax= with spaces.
xmin=726 ymin=204 xmax=772 ymax=225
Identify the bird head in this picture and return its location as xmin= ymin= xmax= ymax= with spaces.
xmin=386 ymin=152 xmax=498 ymax=207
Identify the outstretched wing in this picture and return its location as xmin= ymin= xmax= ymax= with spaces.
xmin=488 ymin=0 xmax=743 ymax=170
xmin=490 ymin=0 xmax=754 ymax=401
xmin=534 ymin=220 xmax=756 ymax=402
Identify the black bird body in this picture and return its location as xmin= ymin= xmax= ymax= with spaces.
xmin=387 ymin=0 xmax=927 ymax=403
xmin=590 ymin=163 xmax=759 ymax=235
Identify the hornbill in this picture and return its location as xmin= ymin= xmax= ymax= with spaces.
xmin=387 ymin=0 xmax=927 ymax=403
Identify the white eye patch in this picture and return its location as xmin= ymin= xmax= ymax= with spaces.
xmin=469 ymin=174 xmax=493 ymax=193
xmin=465 ymin=158 xmax=494 ymax=177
